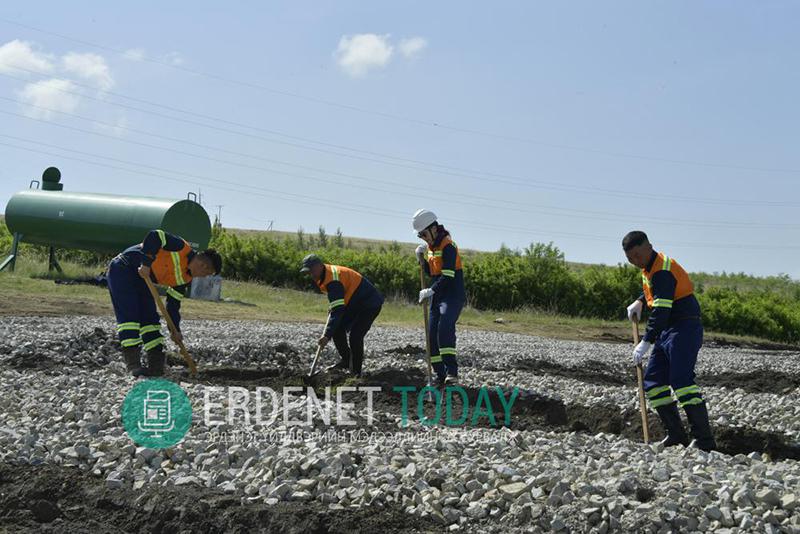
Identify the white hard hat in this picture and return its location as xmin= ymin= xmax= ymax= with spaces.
xmin=412 ymin=209 xmax=438 ymax=233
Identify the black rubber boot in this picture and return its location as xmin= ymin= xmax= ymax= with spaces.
xmin=146 ymin=346 xmax=166 ymax=377
xmin=655 ymin=403 xmax=690 ymax=447
xmin=684 ymin=402 xmax=716 ymax=451
xmin=122 ymin=347 xmax=145 ymax=377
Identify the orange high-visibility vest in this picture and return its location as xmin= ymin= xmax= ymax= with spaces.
xmin=150 ymin=241 xmax=193 ymax=287
xmin=426 ymin=235 xmax=462 ymax=278
xmin=642 ymin=252 xmax=693 ymax=309
xmin=316 ymin=264 xmax=363 ymax=306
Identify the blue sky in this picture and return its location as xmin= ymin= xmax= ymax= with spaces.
xmin=1 ymin=2 xmax=799 ymax=276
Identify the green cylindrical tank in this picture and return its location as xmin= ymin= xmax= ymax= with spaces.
xmin=5 ymin=190 xmax=212 ymax=253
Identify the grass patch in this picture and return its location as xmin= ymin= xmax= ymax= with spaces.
xmin=0 ymin=257 xmax=793 ymax=350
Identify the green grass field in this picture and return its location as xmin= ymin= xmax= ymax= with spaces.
xmin=1 ymin=256 xmax=793 ymax=349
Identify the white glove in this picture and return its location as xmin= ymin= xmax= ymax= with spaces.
xmin=415 ymin=244 xmax=427 ymax=263
xmin=632 ymin=340 xmax=653 ymax=366
xmin=627 ymin=300 xmax=643 ymax=322
xmin=418 ymin=288 xmax=434 ymax=303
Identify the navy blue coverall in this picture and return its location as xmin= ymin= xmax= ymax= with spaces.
xmin=423 ymin=231 xmax=466 ymax=380
xmin=106 ymin=231 xmax=190 ymax=351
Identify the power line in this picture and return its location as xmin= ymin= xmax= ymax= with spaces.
xmin=0 ymin=139 xmax=398 ymax=218
xmin=3 ymin=16 xmax=800 ymax=176
xmin=0 ymin=138 xmax=611 ymax=243
xmin=4 ymin=103 xmax=799 ymax=229
xmin=0 ymin=67 xmax=796 ymax=209
xmin=1 ymin=137 xmax=799 ymax=251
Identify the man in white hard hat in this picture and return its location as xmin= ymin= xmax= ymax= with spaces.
xmin=413 ymin=209 xmax=466 ymax=386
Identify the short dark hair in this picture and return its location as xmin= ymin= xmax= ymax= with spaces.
xmin=622 ymin=231 xmax=649 ymax=251
xmin=199 ymin=249 xmax=222 ymax=275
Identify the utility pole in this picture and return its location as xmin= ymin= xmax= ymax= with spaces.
xmin=267 ymin=220 xmax=274 ymax=231
xmin=214 ymin=205 xmax=224 ymax=227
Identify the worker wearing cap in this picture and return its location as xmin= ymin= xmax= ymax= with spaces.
xmin=107 ymin=229 xmax=222 ymax=377
xmin=623 ymin=231 xmax=715 ymax=451
xmin=413 ymin=209 xmax=466 ymax=386
xmin=301 ymin=255 xmax=384 ymax=377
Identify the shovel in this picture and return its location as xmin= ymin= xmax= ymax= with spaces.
xmin=631 ymin=320 xmax=650 ymax=443
xmin=420 ymin=266 xmax=435 ymax=401
xmin=143 ymin=277 xmax=197 ymax=376
xmin=307 ymin=315 xmax=332 ymax=378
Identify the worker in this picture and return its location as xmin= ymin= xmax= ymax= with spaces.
xmin=413 ymin=209 xmax=466 ymax=387
xmin=301 ymin=254 xmax=384 ymax=377
xmin=107 ymin=229 xmax=222 ymax=377
xmin=623 ymin=231 xmax=715 ymax=451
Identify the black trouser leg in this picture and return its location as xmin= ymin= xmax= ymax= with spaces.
xmin=332 ymin=329 xmax=351 ymax=368
xmin=347 ymin=305 xmax=381 ymax=376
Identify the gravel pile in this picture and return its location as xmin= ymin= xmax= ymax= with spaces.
xmin=1 ymin=316 xmax=799 ymax=532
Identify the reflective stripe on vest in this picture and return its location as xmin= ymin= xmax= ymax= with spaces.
xmin=426 ymin=236 xmax=463 ymax=276
xmin=151 ymin=240 xmax=193 ymax=288
xmin=317 ymin=264 xmax=363 ymax=306
xmin=642 ymin=252 xmax=693 ymax=309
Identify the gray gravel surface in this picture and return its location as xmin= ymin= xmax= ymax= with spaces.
xmin=1 ymin=316 xmax=799 ymax=533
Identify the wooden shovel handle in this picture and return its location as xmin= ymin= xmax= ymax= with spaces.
xmin=143 ymin=276 xmax=197 ymax=376
xmin=420 ymin=266 xmax=434 ymax=382
xmin=632 ymin=320 xmax=650 ymax=443
xmin=308 ymin=314 xmax=331 ymax=377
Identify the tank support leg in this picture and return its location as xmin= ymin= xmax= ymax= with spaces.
xmin=0 ymin=233 xmax=22 ymax=272
xmin=48 ymin=247 xmax=63 ymax=274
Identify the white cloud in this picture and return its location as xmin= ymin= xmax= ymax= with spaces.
xmin=0 ymin=39 xmax=55 ymax=75
xmin=62 ymin=52 xmax=114 ymax=91
xmin=398 ymin=36 xmax=427 ymax=59
xmin=2 ymin=41 xmax=117 ymax=121
xmin=122 ymin=48 xmax=145 ymax=61
xmin=335 ymin=33 xmax=393 ymax=77
xmin=17 ymin=78 xmax=80 ymax=119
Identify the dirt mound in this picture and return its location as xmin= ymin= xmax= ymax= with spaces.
xmin=505 ymin=357 xmax=799 ymax=394
xmin=0 ymin=463 xmax=437 ymax=533
xmin=3 ymin=327 xmax=114 ymax=371
xmin=149 ymin=366 xmax=800 ymax=460
xmin=508 ymin=396 xmax=800 ymax=461
xmin=705 ymin=370 xmax=800 ymax=394
xmin=181 ymin=366 xmax=307 ymax=391
xmin=384 ymin=345 xmax=426 ymax=356
xmin=509 ymin=358 xmax=629 ymax=387
xmin=714 ymin=426 xmax=800 ymax=459
xmin=363 ymin=367 xmax=428 ymax=389
xmin=5 ymin=353 xmax=59 ymax=371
